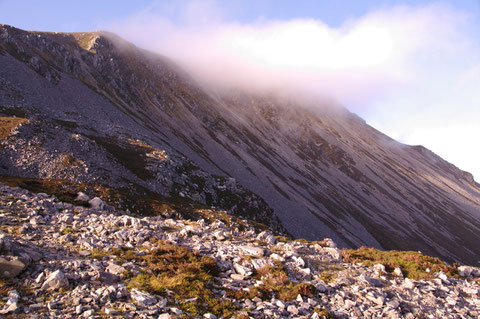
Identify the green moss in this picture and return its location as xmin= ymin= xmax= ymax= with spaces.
xmin=341 ymin=247 xmax=458 ymax=280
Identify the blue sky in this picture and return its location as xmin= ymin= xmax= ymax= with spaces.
xmin=1 ymin=1 xmax=479 ymax=180
xmin=1 ymin=0 xmax=478 ymax=32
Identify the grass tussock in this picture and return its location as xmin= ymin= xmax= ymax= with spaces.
xmin=0 ymin=117 xmax=29 ymax=140
xmin=275 ymin=236 xmax=330 ymax=248
xmin=60 ymin=227 xmax=75 ymax=235
xmin=0 ymin=278 xmax=11 ymax=297
xmin=274 ymin=235 xmax=292 ymax=243
xmin=341 ymin=247 xmax=458 ymax=280
xmin=314 ymin=307 xmax=334 ymax=319
xmin=101 ymin=241 xmax=237 ymax=318
xmin=228 ymin=263 xmax=317 ymax=301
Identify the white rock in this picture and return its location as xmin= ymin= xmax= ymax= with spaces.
xmin=104 ymin=308 xmax=116 ymax=315
xmin=257 ymin=231 xmax=276 ymax=244
xmin=76 ymin=192 xmax=90 ymax=202
xmin=270 ymin=253 xmax=285 ymax=262
xmin=158 ymin=314 xmax=172 ymax=319
xmin=323 ymin=238 xmax=337 ymax=248
xmin=292 ymin=256 xmax=305 ymax=267
xmin=41 ymin=270 xmax=69 ymax=291
xmin=275 ymin=299 xmax=285 ymax=309
xmin=438 ymin=272 xmax=449 ymax=284
xmin=76 ymin=305 xmax=83 ymax=314
xmin=213 ymin=230 xmax=226 ymax=240
xmin=170 ymin=307 xmax=182 ymax=315
xmin=300 ymin=268 xmax=311 ymax=276
xmin=233 ymin=263 xmax=251 ymax=277
xmin=344 ymin=299 xmax=356 ymax=309
xmin=106 ymin=262 xmax=126 ymax=275
xmin=403 ymin=278 xmax=415 ymax=290
xmin=7 ymin=290 xmax=20 ymax=301
xmin=88 ymin=197 xmax=105 ymax=210
xmin=0 ymin=301 xmax=19 ymax=314
xmin=462 ymin=287 xmax=479 ymax=295
xmin=287 ymin=305 xmax=299 ymax=315
xmin=373 ymin=263 xmax=386 ymax=274
xmin=131 ymin=289 xmax=156 ymax=306
xmin=458 ymin=266 xmax=473 ymax=278
xmin=230 ymin=273 xmax=244 ymax=280
xmin=393 ymin=267 xmax=403 ymax=277
xmin=240 ymin=246 xmax=265 ymax=257
xmin=307 ymin=298 xmax=318 ymax=307
xmin=204 ymin=314 xmax=217 ymax=319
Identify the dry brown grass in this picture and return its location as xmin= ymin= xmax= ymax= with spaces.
xmin=229 ymin=263 xmax=318 ymax=301
xmin=0 ymin=117 xmax=28 ymax=140
xmin=120 ymin=241 xmax=236 ymax=317
xmin=341 ymin=246 xmax=458 ymax=280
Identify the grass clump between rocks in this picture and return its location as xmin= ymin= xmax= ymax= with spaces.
xmin=102 ymin=240 xmax=237 ymax=318
xmin=341 ymin=246 xmax=458 ymax=280
xmin=228 ymin=263 xmax=317 ymax=301
xmin=314 ymin=307 xmax=334 ymax=319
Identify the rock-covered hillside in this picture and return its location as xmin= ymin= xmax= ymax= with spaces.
xmin=1 ymin=182 xmax=479 ymax=318
xmin=1 ymin=24 xmax=480 ymax=266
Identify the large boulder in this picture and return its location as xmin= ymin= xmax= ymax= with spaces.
xmin=88 ymin=197 xmax=105 ymax=210
xmin=75 ymin=192 xmax=90 ymax=202
xmin=0 ymin=256 xmax=26 ymax=279
xmin=130 ymin=289 xmax=156 ymax=306
xmin=0 ymin=233 xmax=42 ymax=278
xmin=41 ymin=270 xmax=69 ymax=291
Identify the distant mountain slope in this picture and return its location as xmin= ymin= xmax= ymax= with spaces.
xmin=1 ymin=24 xmax=479 ymax=265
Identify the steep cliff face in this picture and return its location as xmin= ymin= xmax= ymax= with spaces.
xmin=1 ymin=25 xmax=479 ymax=265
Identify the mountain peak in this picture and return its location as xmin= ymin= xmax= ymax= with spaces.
xmin=1 ymin=25 xmax=480 ymax=267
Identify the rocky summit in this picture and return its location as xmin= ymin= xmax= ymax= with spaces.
xmin=0 ymin=183 xmax=479 ymax=318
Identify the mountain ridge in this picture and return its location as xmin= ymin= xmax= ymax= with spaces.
xmin=1 ymin=24 xmax=480 ymax=265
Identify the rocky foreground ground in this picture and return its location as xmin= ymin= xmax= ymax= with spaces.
xmin=0 ymin=183 xmax=479 ymax=318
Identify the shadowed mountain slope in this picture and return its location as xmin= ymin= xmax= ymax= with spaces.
xmin=1 ymin=24 xmax=479 ymax=265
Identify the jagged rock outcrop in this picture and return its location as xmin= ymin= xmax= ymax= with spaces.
xmin=0 ymin=24 xmax=480 ymax=265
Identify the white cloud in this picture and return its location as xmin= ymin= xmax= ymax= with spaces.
xmin=106 ymin=1 xmax=480 ymax=180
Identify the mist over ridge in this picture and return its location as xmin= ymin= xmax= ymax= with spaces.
xmin=106 ymin=1 xmax=480 ymax=181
